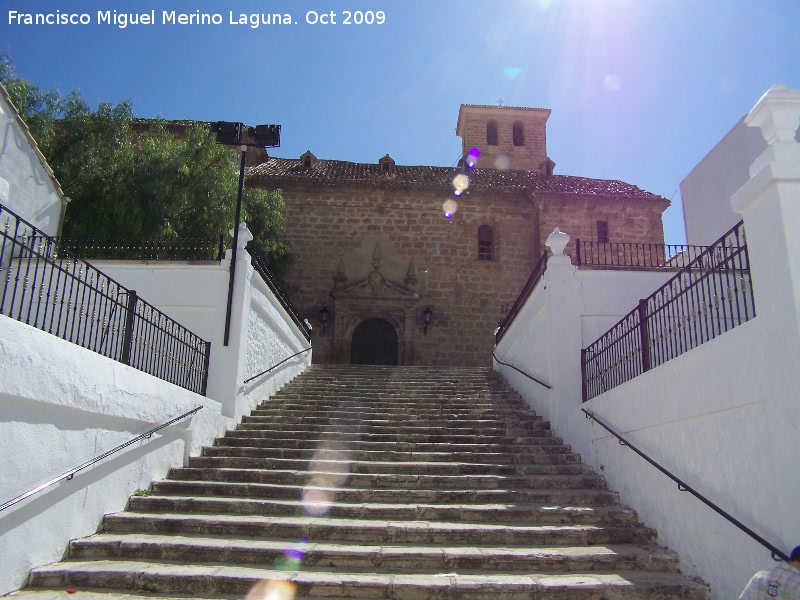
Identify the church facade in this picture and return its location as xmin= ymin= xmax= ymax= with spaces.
xmin=246 ymin=104 xmax=669 ymax=366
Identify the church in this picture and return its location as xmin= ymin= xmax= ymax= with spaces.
xmin=246 ymin=103 xmax=669 ymax=366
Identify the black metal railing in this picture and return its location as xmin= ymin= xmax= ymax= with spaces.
xmin=37 ymin=236 xmax=225 ymax=262
xmin=244 ymin=346 xmax=312 ymax=385
xmin=495 ymin=250 xmax=548 ymax=344
xmin=0 ymin=406 xmax=202 ymax=513
xmin=581 ymin=408 xmax=789 ymax=562
xmin=575 ymin=240 xmax=708 ymax=269
xmin=1 ymin=205 xmax=211 ymax=395
xmin=247 ymin=244 xmax=311 ymax=342
xmin=582 ymin=221 xmax=754 ymax=401
xmin=492 ymin=350 xmax=551 ymax=390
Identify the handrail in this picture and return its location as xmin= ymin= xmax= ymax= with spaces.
xmin=492 ymin=351 xmax=552 ymax=390
xmin=246 ymin=244 xmax=311 ymax=342
xmin=495 ymin=250 xmax=548 ymax=344
xmin=0 ymin=406 xmax=203 ymax=513
xmin=581 ymin=408 xmax=789 ymax=562
xmin=244 ymin=347 xmax=312 ymax=385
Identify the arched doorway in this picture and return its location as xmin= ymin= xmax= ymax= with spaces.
xmin=351 ymin=318 xmax=398 ymax=365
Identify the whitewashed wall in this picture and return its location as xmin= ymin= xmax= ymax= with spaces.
xmin=0 ymin=227 xmax=311 ymax=595
xmin=681 ymin=116 xmax=766 ymax=246
xmin=0 ymin=85 xmax=66 ymax=237
xmin=93 ymin=226 xmax=311 ymax=420
xmin=494 ymin=85 xmax=800 ymax=600
xmin=0 ymin=314 xmax=232 ymax=596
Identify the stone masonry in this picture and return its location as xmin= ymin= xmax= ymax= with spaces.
xmin=246 ymin=104 xmax=669 ymax=367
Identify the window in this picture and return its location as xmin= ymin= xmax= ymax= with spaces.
xmin=487 ymin=120 xmax=498 ymax=146
xmin=597 ymin=221 xmax=609 ymax=244
xmin=512 ymin=121 xmax=525 ymax=146
xmin=478 ymin=225 xmax=494 ymax=260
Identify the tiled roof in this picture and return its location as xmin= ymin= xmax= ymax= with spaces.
xmin=246 ymin=157 xmax=666 ymax=200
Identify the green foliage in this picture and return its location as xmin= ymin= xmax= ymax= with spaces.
xmin=0 ymin=53 xmax=289 ymax=278
xmin=133 ymin=489 xmax=154 ymax=497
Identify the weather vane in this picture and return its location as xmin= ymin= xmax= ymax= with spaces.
xmin=497 ymin=98 xmax=505 ymax=106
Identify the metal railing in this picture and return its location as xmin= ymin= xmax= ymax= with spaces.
xmin=495 ymin=250 xmax=548 ymax=344
xmin=582 ymin=408 xmax=789 ymax=562
xmin=0 ymin=407 xmax=202 ymax=513
xmin=492 ymin=350 xmax=551 ymax=389
xmin=582 ymin=221 xmax=754 ymax=401
xmin=1 ymin=205 xmax=211 ymax=395
xmin=46 ymin=236 xmax=225 ymax=262
xmin=575 ymin=240 xmax=708 ymax=269
xmin=244 ymin=346 xmax=312 ymax=385
xmin=247 ymin=244 xmax=311 ymax=342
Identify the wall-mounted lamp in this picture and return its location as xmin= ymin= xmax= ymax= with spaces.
xmin=319 ymin=306 xmax=330 ymax=334
xmin=423 ymin=307 xmax=433 ymax=335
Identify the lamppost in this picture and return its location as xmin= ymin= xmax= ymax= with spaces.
xmin=211 ymin=121 xmax=281 ymax=346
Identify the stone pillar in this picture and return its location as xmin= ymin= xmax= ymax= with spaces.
xmin=540 ymin=228 xmax=585 ymax=428
xmin=731 ymin=84 xmax=800 ymax=342
xmin=208 ymin=222 xmax=253 ymax=417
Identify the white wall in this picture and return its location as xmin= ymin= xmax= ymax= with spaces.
xmin=0 ymin=229 xmax=311 ymax=595
xmin=494 ymin=85 xmax=800 ymax=600
xmin=92 ymin=230 xmax=311 ymax=420
xmin=0 ymin=314 xmax=232 ymax=596
xmin=0 ymin=85 xmax=65 ymax=237
xmin=680 ymin=116 xmax=766 ymax=246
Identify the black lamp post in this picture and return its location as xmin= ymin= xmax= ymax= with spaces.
xmin=212 ymin=122 xmax=281 ymax=346
xmin=319 ymin=306 xmax=330 ymax=334
xmin=423 ymin=307 xmax=433 ymax=335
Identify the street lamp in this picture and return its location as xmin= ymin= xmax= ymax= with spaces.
xmin=212 ymin=121 xmax=281 ymax=346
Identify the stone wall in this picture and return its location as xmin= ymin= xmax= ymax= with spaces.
xmin=275 ymin=183 xmax=667 ymax=366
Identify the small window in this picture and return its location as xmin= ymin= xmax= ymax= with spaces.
xmin=487 ymin=120 xmax=498 ymax=146
xmin=478 ymin=225 xmax=494 ymax=260
xmin=303 ymin=156 xmax=312 ymax=168
xmin=597 ymin=221 xmax=609 ymax=244
xmin=512 ymin=121 xmax=525 ymax=146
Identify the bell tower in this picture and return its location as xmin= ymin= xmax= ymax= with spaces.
xmin=456 ymin=104 xmax=552 ymax=173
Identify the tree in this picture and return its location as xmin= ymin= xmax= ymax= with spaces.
xmin=0 ymin=53 xmax=289 ymax=276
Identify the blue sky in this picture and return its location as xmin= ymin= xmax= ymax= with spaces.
xmin=3 ymin=0 xmax=800 ymax=244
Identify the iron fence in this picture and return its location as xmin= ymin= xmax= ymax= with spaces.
xmin=582 ymin=221 xmax=754 ymax=401
xmin=1 ymin=204 xmax=210 ymax=395
xmin=575 ymin=240 xmax=709 ymax=269
xmin=34 ymin=236 xmax=225 ymax=262
xmin=495 ymin=250 xmax=548 ymax=344
xmin=247 ymin=244 xmax=311 ymax=342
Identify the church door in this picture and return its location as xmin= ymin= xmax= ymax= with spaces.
xmin=350 ymin=318 xmax=398 ymax=365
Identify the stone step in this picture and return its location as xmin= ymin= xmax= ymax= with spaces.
xmin=212 ymin=437 xmax=570 ymax=453
xmin=225 ymin=428 xmax=557 ymax=444
xmin=165 ymin=467 xmax=606 ymax=490
xmin=251 ymin=403 xmax=543 ymax=424
xmin=149 ymin=480 xmax=621 ymax=505
xmin=240 ymin=416 xmax=551 ymax=432
xmin=200 ymin=446 xmax=582 ymax=464
xmin=27 ymin=561 xmax=708 ymax=599
xmin=101 ymin=513 xmax=658 ymax=546
xmin=68 ymin=533 xmax=679 ymax=573
xmin=126 ymin=495 xmax=637 ymax=525
xmin=186 ymin=456 xmax=593 ymax=476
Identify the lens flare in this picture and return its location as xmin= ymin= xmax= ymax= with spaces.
xmin=442 ymin=199 xmax=458 ymax=218
xmin=603 ymin=74 xmax=622 ymax=92
xmin=453 ymin=173 xmax=470 ymax=192
xmin=494 ymin=154 xmax=511 ymax=171
xmin=504 ymin=67 xmax=524 ymax=80
xmin=246 ymin=579 xmax=298 ymax=600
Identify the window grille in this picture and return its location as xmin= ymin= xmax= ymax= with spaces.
xmin=597 ymin=220 xmax=610 ymax=244
xmin=513 ymin=121 xmax=525 ymax=146
xmin=487 ymin=120 xmax=498 ymax=146
xmin=478 ymin=225 xmax=494 ymax=260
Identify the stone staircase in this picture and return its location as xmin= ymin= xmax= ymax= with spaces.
xmin=14 ymin=365 xmax=708 ymax=599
